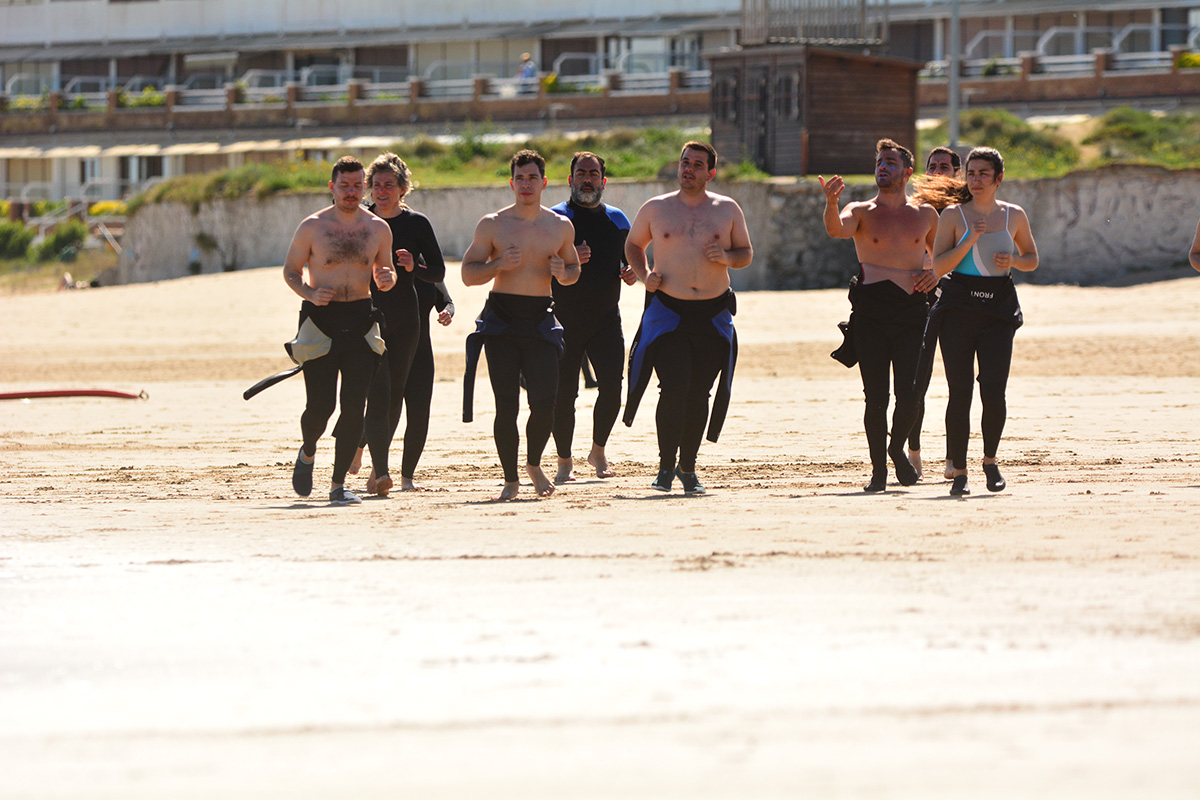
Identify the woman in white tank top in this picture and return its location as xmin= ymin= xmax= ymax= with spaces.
xmin=928 ymin=147 xmax=1040 ymax=497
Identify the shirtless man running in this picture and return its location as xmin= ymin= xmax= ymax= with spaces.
xmin=283 ymin=156 xmax=397 ymax=506
xmin=623 ymin=141 xmax=753 ymax=495
xmin=462 ymin=149 xmax=581 ymax=501
xmin=821 ymin=138 xmax=939 ymax=492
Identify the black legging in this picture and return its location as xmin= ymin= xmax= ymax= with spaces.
xmin=399 ymin=310 xmax=436 ymax=479
xmin=361 ymin=310 xmax=419 ymax=478
xmin=301 ymin=344 xmax=379 ymax=486
xmin=853 ymin=311 xmax=924 ymax=477
xmin=553 ymin=315 xmax=624 ymax=458
xmin=650 ymin=328 xmax=727 ymax=474
xmin=484 ymin=334 xmax=559 ymax=483
xmin=939 ymin=308 xmax=1015 ymax=470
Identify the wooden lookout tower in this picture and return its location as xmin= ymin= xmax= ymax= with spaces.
xmin=710 ymin=0 xmax=925 ymax=176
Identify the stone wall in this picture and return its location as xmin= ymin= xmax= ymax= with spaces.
xmin=119 ymin=165 xmax=1200 ymax=288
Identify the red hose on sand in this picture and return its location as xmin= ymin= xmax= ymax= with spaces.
xmin=0 ymin=389 xmax=149 ymax=401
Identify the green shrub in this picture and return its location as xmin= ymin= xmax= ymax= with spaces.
xmin=29 ymin=218 xmax=88 ymax=262
xmin=919 ymin=109 xmax=1080 ymax=177
xmin=0 ymin=220 xmax=35 ymax=258
xmin=1082 ymin=106 xmax=1200 ymax=166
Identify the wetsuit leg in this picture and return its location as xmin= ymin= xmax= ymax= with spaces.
xmin=329 ymin=347 xmax=379 ymax=485
xmin=300 ymin=354 xmax=339 ymax=458
xmin=939 ymin=309 xmax=981 ymax=471
xmin=484 ymin=336 xmax=523 ymax=484
xmin=651 ymin=329 xmax=725 ymax=474
xmin=975 ymin=319 xmax=1015 ymax=460
xmin=889 ymin=320 xmax=925 ymax=456
xmin=552 ymin=326 xmax=587 ymax=459
xmin=677 ymin=335 xmax=725 ymax=474
xmin=586 ymin=316 xmax=625 ymax=449
xmin=521 ymin=338 xmax=559 ymax=468
xmin=853 ymin=313 xmax=891 ymax=476
xmin=362 ymin=319 xmax=419 ymax=478
xmin=399 ymin=322 xmax=435 ymax=480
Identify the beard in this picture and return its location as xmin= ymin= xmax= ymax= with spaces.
xmin=571 ymin=184 xmax=603 ymax=206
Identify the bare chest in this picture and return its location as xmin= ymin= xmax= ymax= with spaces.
xmin=315 ymin=223 xmax=373 ymax=267
xmin=654 ymin=208 xmax=728 ymax=249
xmin=858 ymin=208 xmax=930 ymax=251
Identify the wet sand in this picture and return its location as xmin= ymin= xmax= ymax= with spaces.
xmin=1 ymin=266 xmax=1198 ymax=798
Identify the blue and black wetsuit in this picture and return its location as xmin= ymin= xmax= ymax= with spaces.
xmin=361 ymin=206 xmax=447 ymax=480
xmin=549 ymin=199 xmax=630 ymax=459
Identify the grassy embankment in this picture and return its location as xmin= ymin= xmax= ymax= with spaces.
xmin=4 ymin=110 xmax=1200 ymax=292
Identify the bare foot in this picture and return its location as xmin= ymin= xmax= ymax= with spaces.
xmin=908 ymin=449 xmax=923 ymax=481
xmin=493 ymin=481 xmax=519 ymax=501
xmin=400 ymin=476 xmax=424 ymax=491
xmin=587 ymin=445 xmax=615 ymax=478
xmin=525 ymin=464 xmax=556 ymax=497
xmin=366 ymin=468 xmax=378 ymax=495
xmin=348 ymin=446 xmax=363 ymax=475
xmin=943 ymin=459 xmax=955 ymax=481
xmin=374 ymin=474 xmax=393 ymax=497
xmin=555 ymin=456 xmax=576 ymax=485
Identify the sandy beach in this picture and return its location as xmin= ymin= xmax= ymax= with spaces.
xmin=2 ymin=265 xmax=1199 ymax=798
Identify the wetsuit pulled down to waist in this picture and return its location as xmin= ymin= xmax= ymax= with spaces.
xmin=463 ymin=292 xmax=564 ymax=423
xmin=288 ymin=298 xmax=385 ymax=364
xmin=624 ymin=289 xmax=737 ymax=443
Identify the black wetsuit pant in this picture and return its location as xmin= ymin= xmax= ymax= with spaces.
xmin=907 ymin=289 xmax=937 ymax=453
xmin=399 ymin=310 xmax=436 ymax=479
xmin=484 ymin=321 xmax=559 ymax=484
xmin=361 ymin=307 xmax=419 ymax=479
xmin=553 ymin=311 xmax=624 ymax=459
xmin=939 ymin=308 xmax=1015 ymax=470
xmin=649 ymin=308 xmax=728 ymax=474
xmin=299 ymin=300 xmax=380 ymax=486
xmin=853 ymin=307 xmax=924 ymax=478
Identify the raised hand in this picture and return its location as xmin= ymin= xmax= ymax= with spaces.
xmin=818 ymin=175 xmax=844 ymax=203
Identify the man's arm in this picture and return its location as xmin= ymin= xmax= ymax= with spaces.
xmin=624 ymin=202 xmax=653 ymax=280
xmin=372 ymin=218 xmax=398 ymax=291
xmin=461 ymin=216 xmax=513 ymax=287
xmin=818 ymin=175 xmax=858 ymax=239
xmin=282 ymin=219 xmax=331 ymax=305
xmin=703 ymin=200 xmax=753 ymax=270
xmin=912 ymin=205 xmax=941 ymax=293
xmin=1190 ymin=219 xmax=1200 ymax=273
xmin=549 ymin=219 xmax=581 ymax=286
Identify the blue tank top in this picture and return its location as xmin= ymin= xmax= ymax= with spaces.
xmin=952 ymin=205 xmax=1013 ymax=277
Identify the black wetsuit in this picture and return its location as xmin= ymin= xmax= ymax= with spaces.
xmin=847 ymin=272 xmax=928 ymax=482
xmin=298 ymin=298 xmax=383 ymax=485
xmin=549 ymin=200 xmax=631 ymax=459
xmin=464 ymin=293 xmax=564 ymax=484
xmin=360 ymin=206 xmax=446 ymax=479
xmin=918 ymin=273 xmax=1023 ymax=470
xmin=624 ymin=290 xmax=736 ymax=474
xmin=399 ymin=280 xmax=454 ymax=480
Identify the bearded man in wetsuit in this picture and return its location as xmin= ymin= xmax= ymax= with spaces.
xmin=820 ymin=139 xmax=940 ymax=493
xmin=623 ymin=141 xmax=753 ymax=495
xmin=549 ymin=151 xmax=637 ymax=485
xmin=283 ymin=156 xmax=397 ymax=506
xmin=461 ymin=149 xmax=581 ymax=501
